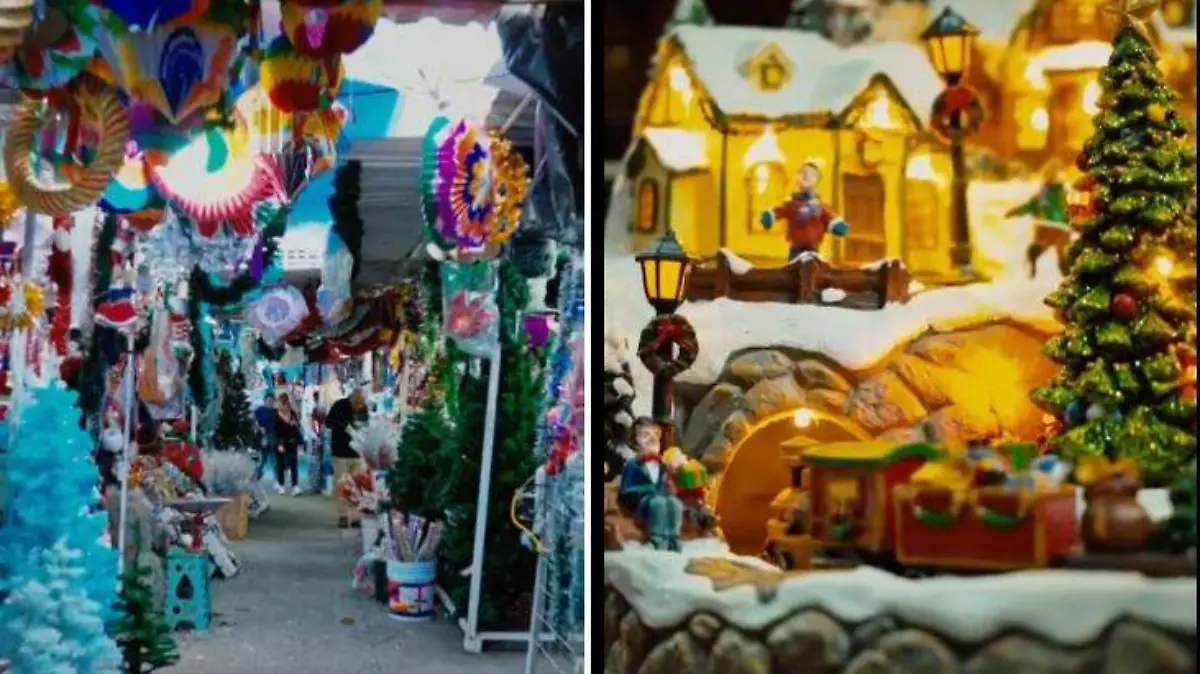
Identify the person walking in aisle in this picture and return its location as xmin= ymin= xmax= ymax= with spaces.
xmin=274 ymin=394 xmax=305 ymax=496
xmin=253 ymin=393 xmax=278 ymax=484
xmin=326 ymin=386 xmax=368 ymax=528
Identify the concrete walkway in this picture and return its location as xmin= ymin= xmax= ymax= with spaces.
xmin=173 ymin=494 xmax=529 ymax=674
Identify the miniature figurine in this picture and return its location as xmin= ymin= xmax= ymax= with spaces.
xmin=618 ymin=417 xmax=683 ymax=551
xmin=663 ymin=446 xmax=718 ymax=537
xmin=1076 ymin=457 xmax=1153 ymax=553
xmin=1004 ymin=160 xmax=1073 ymax=278
xmin=760 ymin=161 xmax=850 ymax=261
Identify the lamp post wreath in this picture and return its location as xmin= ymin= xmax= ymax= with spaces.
xmin=638 ymin=314 xmax=699 ymax=379
xmin=930 ymin=85 xmax=985 ymax=142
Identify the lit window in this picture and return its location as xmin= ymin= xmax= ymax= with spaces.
xmin=760 ymin=58 xmax=786 ymax=91
xmin=746 ymin=162 xmax=788 ymax=233
xmin=636 ymin=180 xmax=658 ymax=233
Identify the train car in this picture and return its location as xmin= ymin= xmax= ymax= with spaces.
xmin=763 ymin=439 xmax=1080 ymax=572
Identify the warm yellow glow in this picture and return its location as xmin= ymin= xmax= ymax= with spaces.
xmin=904 ymin=153 xmax=942 ymax=183
xmin=925 ymin=32 xmax=970 ymax=81
xmin=744 ymin=127 xmax=785 ymax=167
xmin=1030 ymin=107 xmax=1049 ymax=131
xmin=754 ymin=163 xmax=771 ymax=194
xmin=862 ymin=87 xmax=900 ymax=129
xmin=669 ymin=65 xmax=689 ymax=93
xmin=1025 ymin=42 xmax=1111 ymax=89
xmin=1082 ymin=80 xmax=1101 ymax=116
xmin=641 ymin=258 xmax=685 ymax=304
xmin=1154 ymin=255 xmax=1175 ymax=276
xmin=793 ymin=408 xmax=814 ymax=429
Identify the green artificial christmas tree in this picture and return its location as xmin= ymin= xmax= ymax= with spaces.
xmin=213 ymin=351 xmax=259 ymax=451
xmin=116 ymin=534 xmax=179 ymax=673
xmin=1032 ymin=19 xmax=1197 ymax=484
xmin=436 ymin=261 xmax=544 ymax=629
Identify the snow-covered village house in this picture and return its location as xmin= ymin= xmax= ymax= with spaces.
xmin=623 ymin=24 xmax=959 ymax=276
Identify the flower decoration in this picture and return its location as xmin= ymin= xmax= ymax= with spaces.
xmin=432 ymin=119 xmax=496 ymax=252
xmin=348 ymin=417 xmax=399 ymax=470
xmin=246 ymin=285 xmax=309 ymax=345
xmin=145 ymin=124 xmax=285 ymax=238
xmin=93 ymin=13 xmax=239 ymax=126
xmin=487 ymin=130 xmax=528 ymax=246
xmin=445 ymin=290 xmax=495 ymax=341
xmin=0 ymin=279 xmax=45 ymax=331
xmin=281 ymin=0 xmax=382 ymax=59
xmin=258 ymin=36 xmax=343 ymax=114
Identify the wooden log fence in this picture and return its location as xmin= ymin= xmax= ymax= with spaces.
xmin=685 ymin=253 xmax=913 ymax=310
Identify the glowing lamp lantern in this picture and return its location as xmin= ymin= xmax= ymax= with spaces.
xmin=920 ymin=7 xmax=979 ymax=87
xmin=259 ymin=36 xmax=342 ymax=114
xmin=93 ymin=18 xmax=239 ymax=125
xmin=281 ymin=0 xmax=383 ymax=59
xmin=636 ymin=228 xmax=693 ymax=315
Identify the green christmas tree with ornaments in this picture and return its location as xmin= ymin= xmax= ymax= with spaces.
xmin=1032 ymin=14 xmax=1197 ymax=484
xmin=214 ymin=351 xmax=260 ymax=452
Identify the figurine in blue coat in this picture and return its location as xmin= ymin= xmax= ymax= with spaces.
xmin=618 ymin=417 xmax=683 ymax=551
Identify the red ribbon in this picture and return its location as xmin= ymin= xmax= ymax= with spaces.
xmin=653 ymin=318 xmax=686 ymax=343
xmin=48 ymin=216 xmax=72 ymax=356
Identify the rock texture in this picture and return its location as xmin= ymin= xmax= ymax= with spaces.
xmin=603 ymin=585 xmax=1196 ymax=674
xmin=684 ymin=324 xmax=1058 ymax=470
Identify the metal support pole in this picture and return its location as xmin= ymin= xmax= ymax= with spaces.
xmin=464 ymin=347 xmax=503 ymax=653
xmin=116 ymin=336 xmax=135 ymax=575
xmin=949 ymin=136 xmax=972 ymax=275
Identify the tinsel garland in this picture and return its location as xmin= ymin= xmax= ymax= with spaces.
xmin=74 ymin=213 xmax=121 ymax=419
xmin=536 ymin=257 xmax=583 ymax=473
xmin=328 ymin=160 xmax=364 ymax=283
xmin=186 ymin=268 xmax=217 ymax=407
xmin=47 ymin=215 xmax=72 ymax=356
xmin=189 ymin=203 xmax=288 ymax=307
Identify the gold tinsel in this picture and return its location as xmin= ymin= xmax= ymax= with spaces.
xmin=0 ymin=280 xmax=45 ymax=331
xmin=487 ymin=130 xmax=530 ymax=247
xmin=0 ymin=181 xmax=19 ymax=226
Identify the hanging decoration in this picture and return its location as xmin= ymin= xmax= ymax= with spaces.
xmin=258 ymin=35 xmax=342 ymax=114
xmin=94 ymin=0 xmax=203 ymax=31
xmin=235 ymin=88 xmax=344 ymax=198
xmin=440 ymin=260 xmax=499 ymax=358
xmin=487 ymin=130 xmax=529 ymax=247
xmin=100 ymin=145 xmax=168 ymax=232
xmin=431 ymin=118 xmax=496 ymax=253
xmin=3 ymin=18 xmax=96 ymax=93
xmin=3 ymin=77 xmax=131 ymax=216
xmin=0 ymin=0 xmax=33 ymax=64
xmin=317 ymin=234 xmax=354 ymax=324
xmin=247 ymin=285 xmax=309 ymax=345
xmin=280 ymin=0 xmax=382 ymax=60
xmin=145 ymin=124 xmax=285 ymax=238
xmin=538 ymin=260 xmax=584 ymax=476
xmin=91 ymin=11 xmax=242 ymax=126
xmin=47 ymin=215 xmax=72 ymax=355
xmin=191 ymin=200 xmax=287 ymax=306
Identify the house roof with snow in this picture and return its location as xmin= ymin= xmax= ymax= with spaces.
xmin=639 ymin=128 xmax=709 ymax=173
xmin=668 ymin=25 xmax=944 ymax=125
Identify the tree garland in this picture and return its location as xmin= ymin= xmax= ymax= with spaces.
xmin=74 ymin=213 xmax=121 ymax=420
xmin=328 ymin=160 xmax=364 ymax=283
xmin=186 ymin=268 xmax=217 ymax=407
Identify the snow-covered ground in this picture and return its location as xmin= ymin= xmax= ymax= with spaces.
xmin=604 ymin=177 xmax=1063 ymax=414
xmin=605 ymin=539 xmax=1197 ymax=644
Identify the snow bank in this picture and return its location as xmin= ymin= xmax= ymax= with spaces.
xmin=605 ymin=548 xmax=1197 ymax=644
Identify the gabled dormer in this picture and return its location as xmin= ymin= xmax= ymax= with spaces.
xmin=739 ymin=43 xmax=793 ymax=93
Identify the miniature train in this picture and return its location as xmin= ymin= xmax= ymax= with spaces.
xmin=763 ymin=439 xmax=1080 ymax=573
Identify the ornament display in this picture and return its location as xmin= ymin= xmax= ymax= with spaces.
xmin=3 ymin=19 xmax=96 ymax=92
xmin=259 ymin=36 xmax=343 ymax=114
xmin=637 ymin=314 xmax=699 ymax=379
xmin=247 ymin=285 xmax=309 ymax=345
xmin=1111 ymin=292 xmax=1138 ymax=320
xmin=281 ymin=0 xmax=382 ymax=59
xmin=0 ymin=278 xmax=44 ymax=331
xmin=317 ymin=234 xmax=354 ymax=324
xmin=100 ymin=144 xmax=168 ymax=232
xmin=4 ymin=79 xmax=130 ymax=216
xmin=0 ymin=0 xmax=33 ymax=61
xmin=92 ymin=15 xmax=240 ymax=125
xmin=421 ymin=117 xmax=495 ymax=253
xmin=440 ymin=259 xmax=499 ymax=358
xmin=487 ymin=130 xmax=529 ymax=247
xmin=145 ymin=125 xmax=285 ymax=238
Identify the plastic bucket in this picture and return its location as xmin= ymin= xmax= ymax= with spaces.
xmin=386 ymin=560 xmax=436 ymax=621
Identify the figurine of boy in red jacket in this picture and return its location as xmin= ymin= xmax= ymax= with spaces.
xmin=760 ymin=162 xmax=850 ymax=261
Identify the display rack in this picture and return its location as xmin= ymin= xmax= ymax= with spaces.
xmin=523 ymin=458 xmax=585 ymax=674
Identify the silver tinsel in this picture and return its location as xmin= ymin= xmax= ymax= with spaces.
xmin=137 ymin=213 xmax=259 ymax=285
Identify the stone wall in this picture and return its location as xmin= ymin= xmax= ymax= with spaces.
xmin=678 ymin=322 xmax=1060 ymax=471
xmin=604 ymin=586 xmax=1197 ymax=674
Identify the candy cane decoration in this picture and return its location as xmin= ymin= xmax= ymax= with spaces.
xmin=48 ymin=215 xmax=72 ymax=356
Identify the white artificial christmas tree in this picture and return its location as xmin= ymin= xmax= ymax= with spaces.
xmin=604 ymin=331 xmax=637 ymax=481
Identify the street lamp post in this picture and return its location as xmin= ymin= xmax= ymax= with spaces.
xmin=635 ymin=228 xmax=693 ymax=448
xmin=921 ymin=7 xmax=983 ymax=279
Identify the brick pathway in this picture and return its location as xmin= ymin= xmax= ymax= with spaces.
xmin=172 ymin=494 xmax=530 ymax=674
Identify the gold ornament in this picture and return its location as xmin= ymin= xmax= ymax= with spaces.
xmin=0 ymin=181 xmax=19 ymax=226
xmin=487 ymin=130 xmax=529 ymax=247
xmin=1103 ymin=0 xmax=1162 ymax=38
xmin=1147 ymin=103 xmax=1168 ymax=123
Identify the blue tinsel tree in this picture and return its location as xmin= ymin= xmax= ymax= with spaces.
xmin=0 ymin=382 xmax=121 ymax=672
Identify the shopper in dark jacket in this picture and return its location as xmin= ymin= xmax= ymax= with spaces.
xmin=325 ymin=387 xmax=368 ymax=527
xmin=274 ymin=394 xmax=304 ymax=495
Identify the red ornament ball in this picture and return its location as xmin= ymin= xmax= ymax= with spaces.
xmin=1111 ymin=292 xmax=1138 ymax=319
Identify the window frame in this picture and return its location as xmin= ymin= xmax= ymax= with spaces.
xmin=635 ymin=179 xmax=659 ymax=233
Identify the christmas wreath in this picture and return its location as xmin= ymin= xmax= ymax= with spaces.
xmin=930 ymin=85 xmax=984 ymax=142
xmin=638 ymin=314 xmax=698 ymax=378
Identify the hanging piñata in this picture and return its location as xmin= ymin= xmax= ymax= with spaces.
xmin=259 ymin=35 xmax=343 ymax=114
xmin=280 ymin=0 xmax=382 ymax=59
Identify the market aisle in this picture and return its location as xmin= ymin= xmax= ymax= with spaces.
xmin=172 ymin=494 xmax=529 ymax=674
